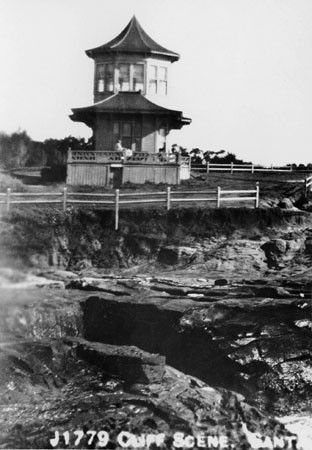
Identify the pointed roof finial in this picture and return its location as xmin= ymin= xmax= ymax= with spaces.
xmin=86 ymin=16 xmax=180 ymax=61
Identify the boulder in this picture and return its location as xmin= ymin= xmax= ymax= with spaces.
xmin=158 ymin=246 xmax=197 ymax=265
xmin=261 ymin=239 xmax=287 ymax=268
xmin=278 ymin=198 xmax=295 ymax=209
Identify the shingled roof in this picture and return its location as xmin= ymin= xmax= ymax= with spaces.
xmin=86 ymin=15 xmax=180 ymax=62
xmin=70 ymin=92 xmax=191 ymax=128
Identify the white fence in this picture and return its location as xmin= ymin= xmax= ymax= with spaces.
xmin=304 ymin=175 xmax=312 ymax=194
xmin=0 ymin=185 xmax=260 ymax=230
xmin=192 ymin=162 xmax=293 ymax=173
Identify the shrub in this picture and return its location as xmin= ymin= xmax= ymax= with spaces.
xmin=0 ymin=172 xmax=28 ymax=192
xmin=41 ymin=165 xmax=67 ymax=182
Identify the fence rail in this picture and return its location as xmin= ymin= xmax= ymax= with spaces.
xmin=192 ymin=162 xmax=293 ymax=174
xmin=0 ymin=184 xmax=260 ymax=230
xmin=304 ymin=175 xmax=312 ymax=195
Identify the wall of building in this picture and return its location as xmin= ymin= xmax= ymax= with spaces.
xmin=67 ymin=163 xmax=110 ymax=186
xmin=67 ymin=162 xmax=182 ymax=186
xmin=94 ymin=117 xmax=112 ymax=150
xmin=141 ymin=117 xmax=156 ymax=153
xmin=122 ymin=164 xmax=179 ymax=185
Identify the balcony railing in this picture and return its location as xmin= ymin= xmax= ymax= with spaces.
xmin=68 ymin=150 xmax=189 ymax=165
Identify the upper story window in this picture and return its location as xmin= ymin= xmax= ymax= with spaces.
xmin=119 ymin=64 xmax=130 ymax=91
xmin=96 ymin=62 xmax=146 ymax=94
xmin=148 ymin=65 xmax=168 ymax=95
xmin=96 ymin=64 xmax=105 ymax=92
xmin=149 ymin=65 xmax=157 ymax=94
xmin=118 ymin=63 xmax=144 ymax=92
xmin=96 ymin=63 xmax=113 ymax=93
xmin=133 ymin=64 xmax=144 ymax=91
xmin=159 ymin=67 xmax=167 ymax=95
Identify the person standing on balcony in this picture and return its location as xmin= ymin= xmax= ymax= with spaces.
xmin=115 ymin=139 xmax=123 ymax=152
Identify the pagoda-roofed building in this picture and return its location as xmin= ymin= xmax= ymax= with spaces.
xmin=67 ymin=16 xmax=191 ymax=187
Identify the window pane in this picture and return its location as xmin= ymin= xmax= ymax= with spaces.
xmin=113 ymin=122 xmax=119 ymax=135
xmin=150 ymin=65 xmax=157 ymax=79
xmin=149 ymin=80 xmax=157 ymax=94
xmin=97 ymin=64 xmax=105 ymax=78
xmin=119 ymin=64 xmax=130 ymax=91
xmin=123 ymin=123 xmax=131 ymax=136
xmin=105 ymin=64 xmax=114 ymax=91
xmin=97 ymin=79 xmax=104 ymax=92
xmin=133 ymin=64 xmax=144 ymax=91
xmin=159 ymin=67 xmax=167 ymax=81
xmin=159 ymin=81 xmax=167 ymax=95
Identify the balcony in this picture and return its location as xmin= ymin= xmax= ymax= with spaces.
xmin=68 ymin=150 xmax=190 ymax=166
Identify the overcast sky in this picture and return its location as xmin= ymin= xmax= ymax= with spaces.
xmin=0 ymin=0 xmax=311 ymax=164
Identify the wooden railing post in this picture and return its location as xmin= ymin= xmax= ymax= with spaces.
xmin=230 ymin=162 xmax=234 ymax=174
xmin=115 ymin=189 xmax=120 ymax=230
xmin=6 ymin=188 xmax=11 ymax=213
xmin=63 ymin=187 xmax=67 ymax=211
xmin=255 ymin=182 xmax=260 ymax=208
xmin=217 ymin=186 xmax=221 ymax=208
xmin=251 ymin=164 xmax=254 ymax=174
xmin=166 ymin=187 xmax=171 ymax=210
xmin=207 ymin=162 xmax=210 ymax=174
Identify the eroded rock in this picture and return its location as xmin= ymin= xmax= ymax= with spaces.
xmin=65 ymin=337 xmax=166 ymax=384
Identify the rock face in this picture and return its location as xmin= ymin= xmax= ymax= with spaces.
xmin=66 ymin=337 xmax=166 ymax=384
xmin=0 ymin=285 xmax=299 ymax=449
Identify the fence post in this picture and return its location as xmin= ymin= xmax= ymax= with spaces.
xmin=115 ymin=189 xmax=120 ymax=231
xmin=207 ymin=162 xmax=210 ymax=174
xmin=255 ymin=182 xmax=260 ymax=208
xmin=166 ymin=186 xmax=171 ymax=210
xmin=230 ymin=162 xmax=234 ymax=174
xmin=251 ymin=164 xmax=254 ymax=174
xmin=6 ymin=188 xmax=11 ymax=213
xmin=63 ymin=187 xmax=67 ymax=211
xmin=217 ymin=186 xmax=221 ymax=208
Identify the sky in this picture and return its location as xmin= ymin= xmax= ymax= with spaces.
xmin=0 ymin=0 xmax=311 ymax=165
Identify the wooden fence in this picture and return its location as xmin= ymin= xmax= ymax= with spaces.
xmin=192 ymin=162 xmax=293 ymax=173
xmin=0 ymin=184 xmax=260 ymax=230
xmin=304 ymin=175 xmax=312 ymax=195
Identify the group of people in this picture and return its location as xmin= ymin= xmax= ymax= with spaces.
xmin=114 ymin=139 xmax=186 ymax=161
xmin=115 ymin=140 xmax=133 ymax=159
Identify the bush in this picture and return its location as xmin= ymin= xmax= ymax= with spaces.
xmin=41 ymin=165 xmax=67 ymax=182
xmin=0 ymin=172 xmax=28 ymax=192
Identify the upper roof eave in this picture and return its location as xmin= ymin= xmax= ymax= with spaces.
xmin=70 ymin=92 xmax=184 ymax=116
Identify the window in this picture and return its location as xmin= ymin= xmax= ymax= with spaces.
xmin=113 ymin=122 xmax=119 ymax=135
xmin=159 ymin=67 xmax=167 ymax=95
xmin=112 ymin=121 xmax=142 ymax=151
xmin=105 ymin=64 xmax=114 ymax=92
xmin=119 ymin=64 xmax=130 ymax=91
xmin=96 ymin=64 xmax=113 ymax=93
xmin=133 ymin=64 xmax=144 ymax=91
xmin=149 ymin=65 xmax=157 ymax=94
xmin=96 ymin=64 xmax=105 ymax=92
